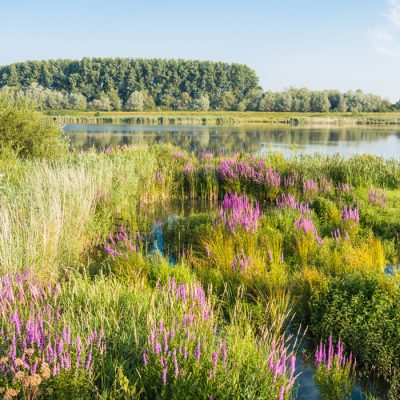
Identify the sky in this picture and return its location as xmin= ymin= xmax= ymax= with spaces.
xmin=1 ymin=0 xmax=400 ymax=100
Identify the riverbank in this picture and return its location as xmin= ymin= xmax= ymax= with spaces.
xmin=47 ymin=110 xmax=400 ymax=127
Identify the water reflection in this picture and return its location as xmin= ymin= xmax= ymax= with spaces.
xmin=64 ymin=124 xmax=400 ymax=158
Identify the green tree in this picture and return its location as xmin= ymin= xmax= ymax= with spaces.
xmin=310 ymin=92 xmax=331 ymax=112
xmin=178 ymin=92 xmax=192 ymax=110
xmin=274 ymin=91 xmax=292 ymax=112
xmin=125 ymin=91 xmax=144 ymax=111
xmin=67 ymin=93 xmax=87 ymax=110
xmin=91 ymin=94 xmax=112 ymax=111
xmin=220 ymin=91 xmax=236 ymax=110
xmin=258 ymin=91 xmax=277 ymax=111
xmin=195 ymin=95 xmax=210 ymax=111
xmin=107 ymin=87 xmax=122 ymax=111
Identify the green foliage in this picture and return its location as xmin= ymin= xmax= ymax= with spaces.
xmin=0 ymin=95 xmax=67 ymax=158
xmin=0 ymin=58 xmax=259 ymax=111
xmin=309 ymin=272 xmax=400 ymax=388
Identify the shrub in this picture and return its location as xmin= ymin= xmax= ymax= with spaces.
xmin=0 ymin=96 xmax=67 ymax=159
xmin=309 ymin=272 xmax=400 ymax=389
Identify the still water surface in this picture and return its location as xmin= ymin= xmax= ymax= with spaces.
xmin=64 ymin=124 xmax=400 ymax=158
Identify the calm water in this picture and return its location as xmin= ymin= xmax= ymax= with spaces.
xmin=64 ymin=124 xmax=400 ymax=158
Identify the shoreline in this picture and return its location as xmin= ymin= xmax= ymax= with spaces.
xmin=47 ymin=111 xmax=400 ymax=127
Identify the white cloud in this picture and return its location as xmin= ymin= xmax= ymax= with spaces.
xmin=385 ymin=0 xmax=400 ymax=27
xmin=370 ymin=0 xmax=400 ymax=57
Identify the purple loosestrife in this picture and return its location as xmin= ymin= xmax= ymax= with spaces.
xmin=368 ymin=188 xmax=387 ymax=207
xmin=319 ymin=176 xmax=333 ymax=193
xmin=267 ymin=340 xmax=296 ymax=393
xmin=341 ymin=205 xmax=359 ymax=223
xmin=276 ymin=193 xmax=310 ymax=214
xmin=0 ymin=271 xmax=105 ymax=389
xmin=283 ymin=173 xmax=299 ymax=188
xmin=217 ymin=193 xmax=261 ymax=234
xmin=315 ymin=336 xmax=356 ymax=371
xmin=155 ymin=171 xmax=164 ymax=183
xmin=315 ymin=335 xmax=356 ymax=398
xmin=142 ymin=278 xmax=226 ymax=392
xmin=232 ymin=250 xmax=253 ymax=274
xmin=183 ymin=162 xmax=195 ymax=177
xmin=337 ymin=182 xmax=352 ymax=194
xmin=200 ymin=151 xmax=213 ymax=160
xmin=331 ymin=228 xmax=350 ymax=243
xmin=303 ymin=179 xmax=318 ymax=197
xmin=172 ymin=151 xmax=186 ymax=159
xmin=104 ymin=225 xmax=136 ymax=258
xmin=294 ymin=216 xmax=324 ymax=245
xmin=219 ymin=159 xmax=280 ymax=187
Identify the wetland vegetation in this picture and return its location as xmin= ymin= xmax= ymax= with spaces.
xmin=0 ymin=97 xmax=399 ymax=399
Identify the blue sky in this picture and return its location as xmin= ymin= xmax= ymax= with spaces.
xmin=1 ymin=0 xmax=400 ymax=100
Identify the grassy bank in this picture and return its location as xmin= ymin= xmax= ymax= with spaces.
xmin=47 ymin=110 xmax=400 ymax=127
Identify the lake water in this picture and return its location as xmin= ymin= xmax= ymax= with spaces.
xmin=64 ymin=124 xmax=400 ymax=158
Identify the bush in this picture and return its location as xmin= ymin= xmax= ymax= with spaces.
xmin=0 ymin=95 xmax=67 ymax=158
xmin=309 ymin=272 xmax=400 ymax=389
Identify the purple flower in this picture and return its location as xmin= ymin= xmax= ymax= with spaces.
xmin=217 ymin=193 xmax=262 ymax=234
xmin=294 ymin=216 xmax=324 ymax=244
xmin=341 ymin=205 xmax=359 ymax=223
xmin=143 ymin=351 xmax=148 ymax=366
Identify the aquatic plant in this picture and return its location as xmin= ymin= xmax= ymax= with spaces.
xmin=104 ymin=225 xmax=136 ymax=258
xmin=294 ymin=215 xmax=323 ymax=245
xmin=183 ymin=162 xmax=195 ymax=177
xmin=282 ymin=173 xmax=299 ymax=188
xmin=200 ymin=151 xmax=213 ymax=160
xmin=172 ymin=151 xmax=186 ymax=159
xmin=319 ymin=176 xmax=333 ymax=194
xmin=155 ymin=171 xmax=164 ymax=183
xmin=276 ymin=193 xmax=310 ymax=214
xmin=368 ymin=188 xmax=387 ymax=207
xmin=0 ymin=271 xmax=105 ymax=397
xmin=219 ymin=159 xmax=281 ymax=188
xmin=232 ymin=250 xmax=253 ymax=274
xmin=314 ymin=336 xmax=356 ymax=400
xmin=341 ymin=205 xmax=359 ymax=223
xmin=337 ymin=182 xmax=352 ymax=194
xmin=217 ymin=193 xmax=261 ymax=234
xmin=140 ymin=278 xmax=296 ymax=399
xmin=303 ymin=179 xmax=318 ymax=198
xmin=331 ymin=228 xmax=349 ymax=243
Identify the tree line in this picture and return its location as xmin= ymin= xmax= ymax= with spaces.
xmin=0 ymin=58 xmax=258 ymax=111
xmin=0 ymin=58 xmax=398 ymax=112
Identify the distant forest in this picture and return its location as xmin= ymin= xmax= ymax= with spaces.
xmin=0 ymin=58 xmax=399 ymax=112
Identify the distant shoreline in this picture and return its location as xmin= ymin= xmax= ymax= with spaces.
xmin=48 ymin=111 xmax=400 ymax=127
